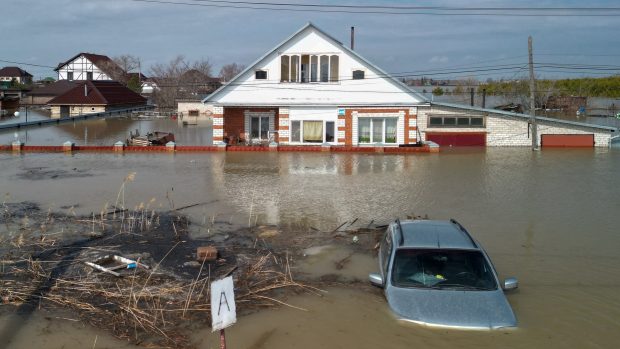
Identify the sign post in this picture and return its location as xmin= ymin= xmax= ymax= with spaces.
xmin=211 ymin=276 xmax=236 ymax=349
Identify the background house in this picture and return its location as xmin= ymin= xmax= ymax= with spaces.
xmin=25 ymin=80 xmax=79 ymax=105
xmin=47 ymin=80 xmax=146 ymax=118
xmin=55 ymin=53 xmax=125 ymax=81
xmin=0 ymin=66 xmax=33 ymax=85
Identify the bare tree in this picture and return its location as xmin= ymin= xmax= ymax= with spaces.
xmin=114 ymin=54 xmax=141 ymax=74
xmin=191 ymin=59 xmax=213 ymax=79
xmin=150 ymin=55 xmax=189 ymax=109
xmin=219 ymin=63 xmax=245 ymax=82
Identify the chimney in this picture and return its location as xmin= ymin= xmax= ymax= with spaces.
xmin=84 ymin=83 xmax=88 ymax=96
xmin=350 ymin=26 xmax=355 ymax=50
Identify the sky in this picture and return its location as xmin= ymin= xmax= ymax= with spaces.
xmin=2 ymin=0 xmax=619 ymax=81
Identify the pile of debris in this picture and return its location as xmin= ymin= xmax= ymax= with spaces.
xmin=0 ymin=202 xmax=315 ymax=348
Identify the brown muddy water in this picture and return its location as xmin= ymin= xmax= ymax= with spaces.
xmin=1 ymin=148 xmax=619 ymax=348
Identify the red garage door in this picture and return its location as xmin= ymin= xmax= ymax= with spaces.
xmin=541 ymin=134 xmax=594 ymax=147
xmin=426 ymin=132 xmax=486 ymax=146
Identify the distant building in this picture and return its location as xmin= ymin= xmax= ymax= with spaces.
xmin=47 ymin=80 xmax=147 ymax=118
xmin=25 ymin=80 xmax=79 ymax=105
xmin=55 ymin=53 xmax=124 ymax=81
xmin=0 ymin=66 xmax=33 ymax=85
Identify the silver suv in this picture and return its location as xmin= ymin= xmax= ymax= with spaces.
xmin=369 ymin=219 xmax=518 ymax=329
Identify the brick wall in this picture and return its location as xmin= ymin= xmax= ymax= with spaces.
xmin=222 ymin=107 xmax=278 ymax=143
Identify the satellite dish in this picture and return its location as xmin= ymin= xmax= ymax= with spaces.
xmin=205 ymin=110 xmax=213 ymax=116
xmin=14 ymin=111 xmax=20 ymax=117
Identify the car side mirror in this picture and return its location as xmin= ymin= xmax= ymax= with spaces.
xmin=369 ymin=273 xmax=384 ymax=288
xmin=503 ymin=277 xmax=518 ymax=291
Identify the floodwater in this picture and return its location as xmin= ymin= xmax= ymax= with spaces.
xmin=0 ymin=109 xmax=213 ymax=146
xmin=1 ymin=148 xmax=619 ymax=348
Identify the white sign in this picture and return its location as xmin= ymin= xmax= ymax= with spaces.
xmin=211 ymin=276 xmax=237 ymax=331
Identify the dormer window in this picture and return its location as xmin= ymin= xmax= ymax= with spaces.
xmin=255 ymin=70 xmax=267 ymax=79
xmin=281 ymin=54 xmax=339 ymax=83
xmin=352 ymin=70 xmax=365 ymax=80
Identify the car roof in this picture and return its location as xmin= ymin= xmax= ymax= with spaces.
xmin=394 ymin=220 xmax=478 ymax=250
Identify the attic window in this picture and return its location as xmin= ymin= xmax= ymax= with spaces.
xmin=255 ymin=70 xmax=267 ymax=80
xmin=352 ymin=70 xmax=365 ymax=80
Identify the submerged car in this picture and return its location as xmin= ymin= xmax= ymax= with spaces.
xmin=369 ymin=219 xmax=518 ymax=329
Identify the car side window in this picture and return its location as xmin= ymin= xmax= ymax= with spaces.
xmin=381 ymin=227 xmax=393 ymax=277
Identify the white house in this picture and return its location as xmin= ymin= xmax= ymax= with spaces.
xmin=204 ymin=23 xmax=617 ymax=147
xmin=55 ymin=53 xmax=123 ymax=81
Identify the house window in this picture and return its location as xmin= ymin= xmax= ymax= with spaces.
xmin=310 ymin=55 xmax=318 ymax=82
xmin=301 ymin=55 xmax=310 ymax=83
xmin=290 ymin=56 xmax=299 ymax=82
xmin=67 ymin=72 xmax=74 ymax=80
xmin=358 ymin=118 xmax=398 ymax=144
xmin=329 ymin=55 xmax=339 ymax=82
xmin=291 ymin=120 xmax=301 ymax=142
xmin=86 ymin=72 xmax=93 ymax=80
xmin=250 ymin=116 xmax=270 ymax=140
xmin=255 ymin=70 xmax=267 ymax=80
xmin=428 ymin=115 xmax=486 ymax=127
xmin=352 ymin=70 xmax=365 ymax=80
xmin=325 ymin=121 xmax=335 ymax=142
xmin=188 ymin=110 xmax=199 ymax=117
xmin=303 ymin=121 xmax=323 ymax=143
xmin=320 ymin=55 xmax=329 ymax=82
xmin=281 ymin=56 xmax=289 ymax=82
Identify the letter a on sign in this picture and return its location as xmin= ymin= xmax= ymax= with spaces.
xmin=211 ymin=276 xmax=236 ymax=331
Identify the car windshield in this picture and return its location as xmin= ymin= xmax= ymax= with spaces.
xmin=391 ymin=249 xmax=498 ymax=290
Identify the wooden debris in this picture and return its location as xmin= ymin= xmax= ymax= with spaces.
xmin=197 ymin=246 xmax=218 ymax=262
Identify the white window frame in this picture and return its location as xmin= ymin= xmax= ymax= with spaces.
xmin=358 ymin=117 xmax=398 ymax=144
xmin=280 ymin=54 xmax=339 ymax=84
xmin=288 ymin=119 xmax=337 ymax=144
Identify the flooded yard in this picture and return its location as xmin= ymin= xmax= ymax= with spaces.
xmin=1 ymin=148 xmax=619 ymax=348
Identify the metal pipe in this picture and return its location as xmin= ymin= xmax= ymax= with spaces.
xmin=351 ymin=26 xmax=355 ymax=50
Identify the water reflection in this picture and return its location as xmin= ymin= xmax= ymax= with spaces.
xmin=0 ymin=110 xmax=213 ymax=146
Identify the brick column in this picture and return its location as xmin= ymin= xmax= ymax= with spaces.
xmin=343 ymin=109 xmax=353 ymax=146
xmin=212 ymin=106 xmax=224 ymax=144
xmin=278 ymin=107 xmax=289 ymax=143
xmin=406 ymin=107 xmax=418 ymax=144
xmin=338 ymin=108 xmax=347 ymax=145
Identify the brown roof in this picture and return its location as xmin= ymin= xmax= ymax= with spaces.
xmin=28 ymin=80 xmax=79 ymax=96
xmin=54 ymin=53 xmax=124 ymax=77
xmin=48 ymin=81 xmax=147 ymax=106
xmin=0 ymin=66 xmax=33 ymax=77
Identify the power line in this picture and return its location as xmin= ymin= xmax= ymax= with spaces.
xmin=129 ymin=0 xmax=620 ymax=16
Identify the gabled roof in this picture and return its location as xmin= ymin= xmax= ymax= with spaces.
xmin=54 ymin=53 xmax=124 ymax=76
xmin=432 ymin=101 xmax=618 ymax=132
xmin=203 ymin=22 xmax=428 ymax=104
xmin=48 ymin=80 xmax=147 ymax=106
xmin=0 ymin=66 xmax=32 ymax=77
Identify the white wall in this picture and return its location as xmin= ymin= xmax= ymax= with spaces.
xmin=417 ymin=105 xmax=614 ymax=147
xmin=209 ymin=27 xmax=424 ymax=106
xmin=58 ymin=56 xmax=111 ymax=81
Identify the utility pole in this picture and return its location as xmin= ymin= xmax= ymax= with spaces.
xmin=528 ymin=36 xmax=538 ymax=150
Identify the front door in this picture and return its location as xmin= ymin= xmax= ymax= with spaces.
xmin=60 ymin=105 xmax=70 ymax=118
xmin=250 ymin=116 xmax=270 ymax=140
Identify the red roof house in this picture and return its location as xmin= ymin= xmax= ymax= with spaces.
xmin=48 ymin=80 xmax=146 ymax=118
